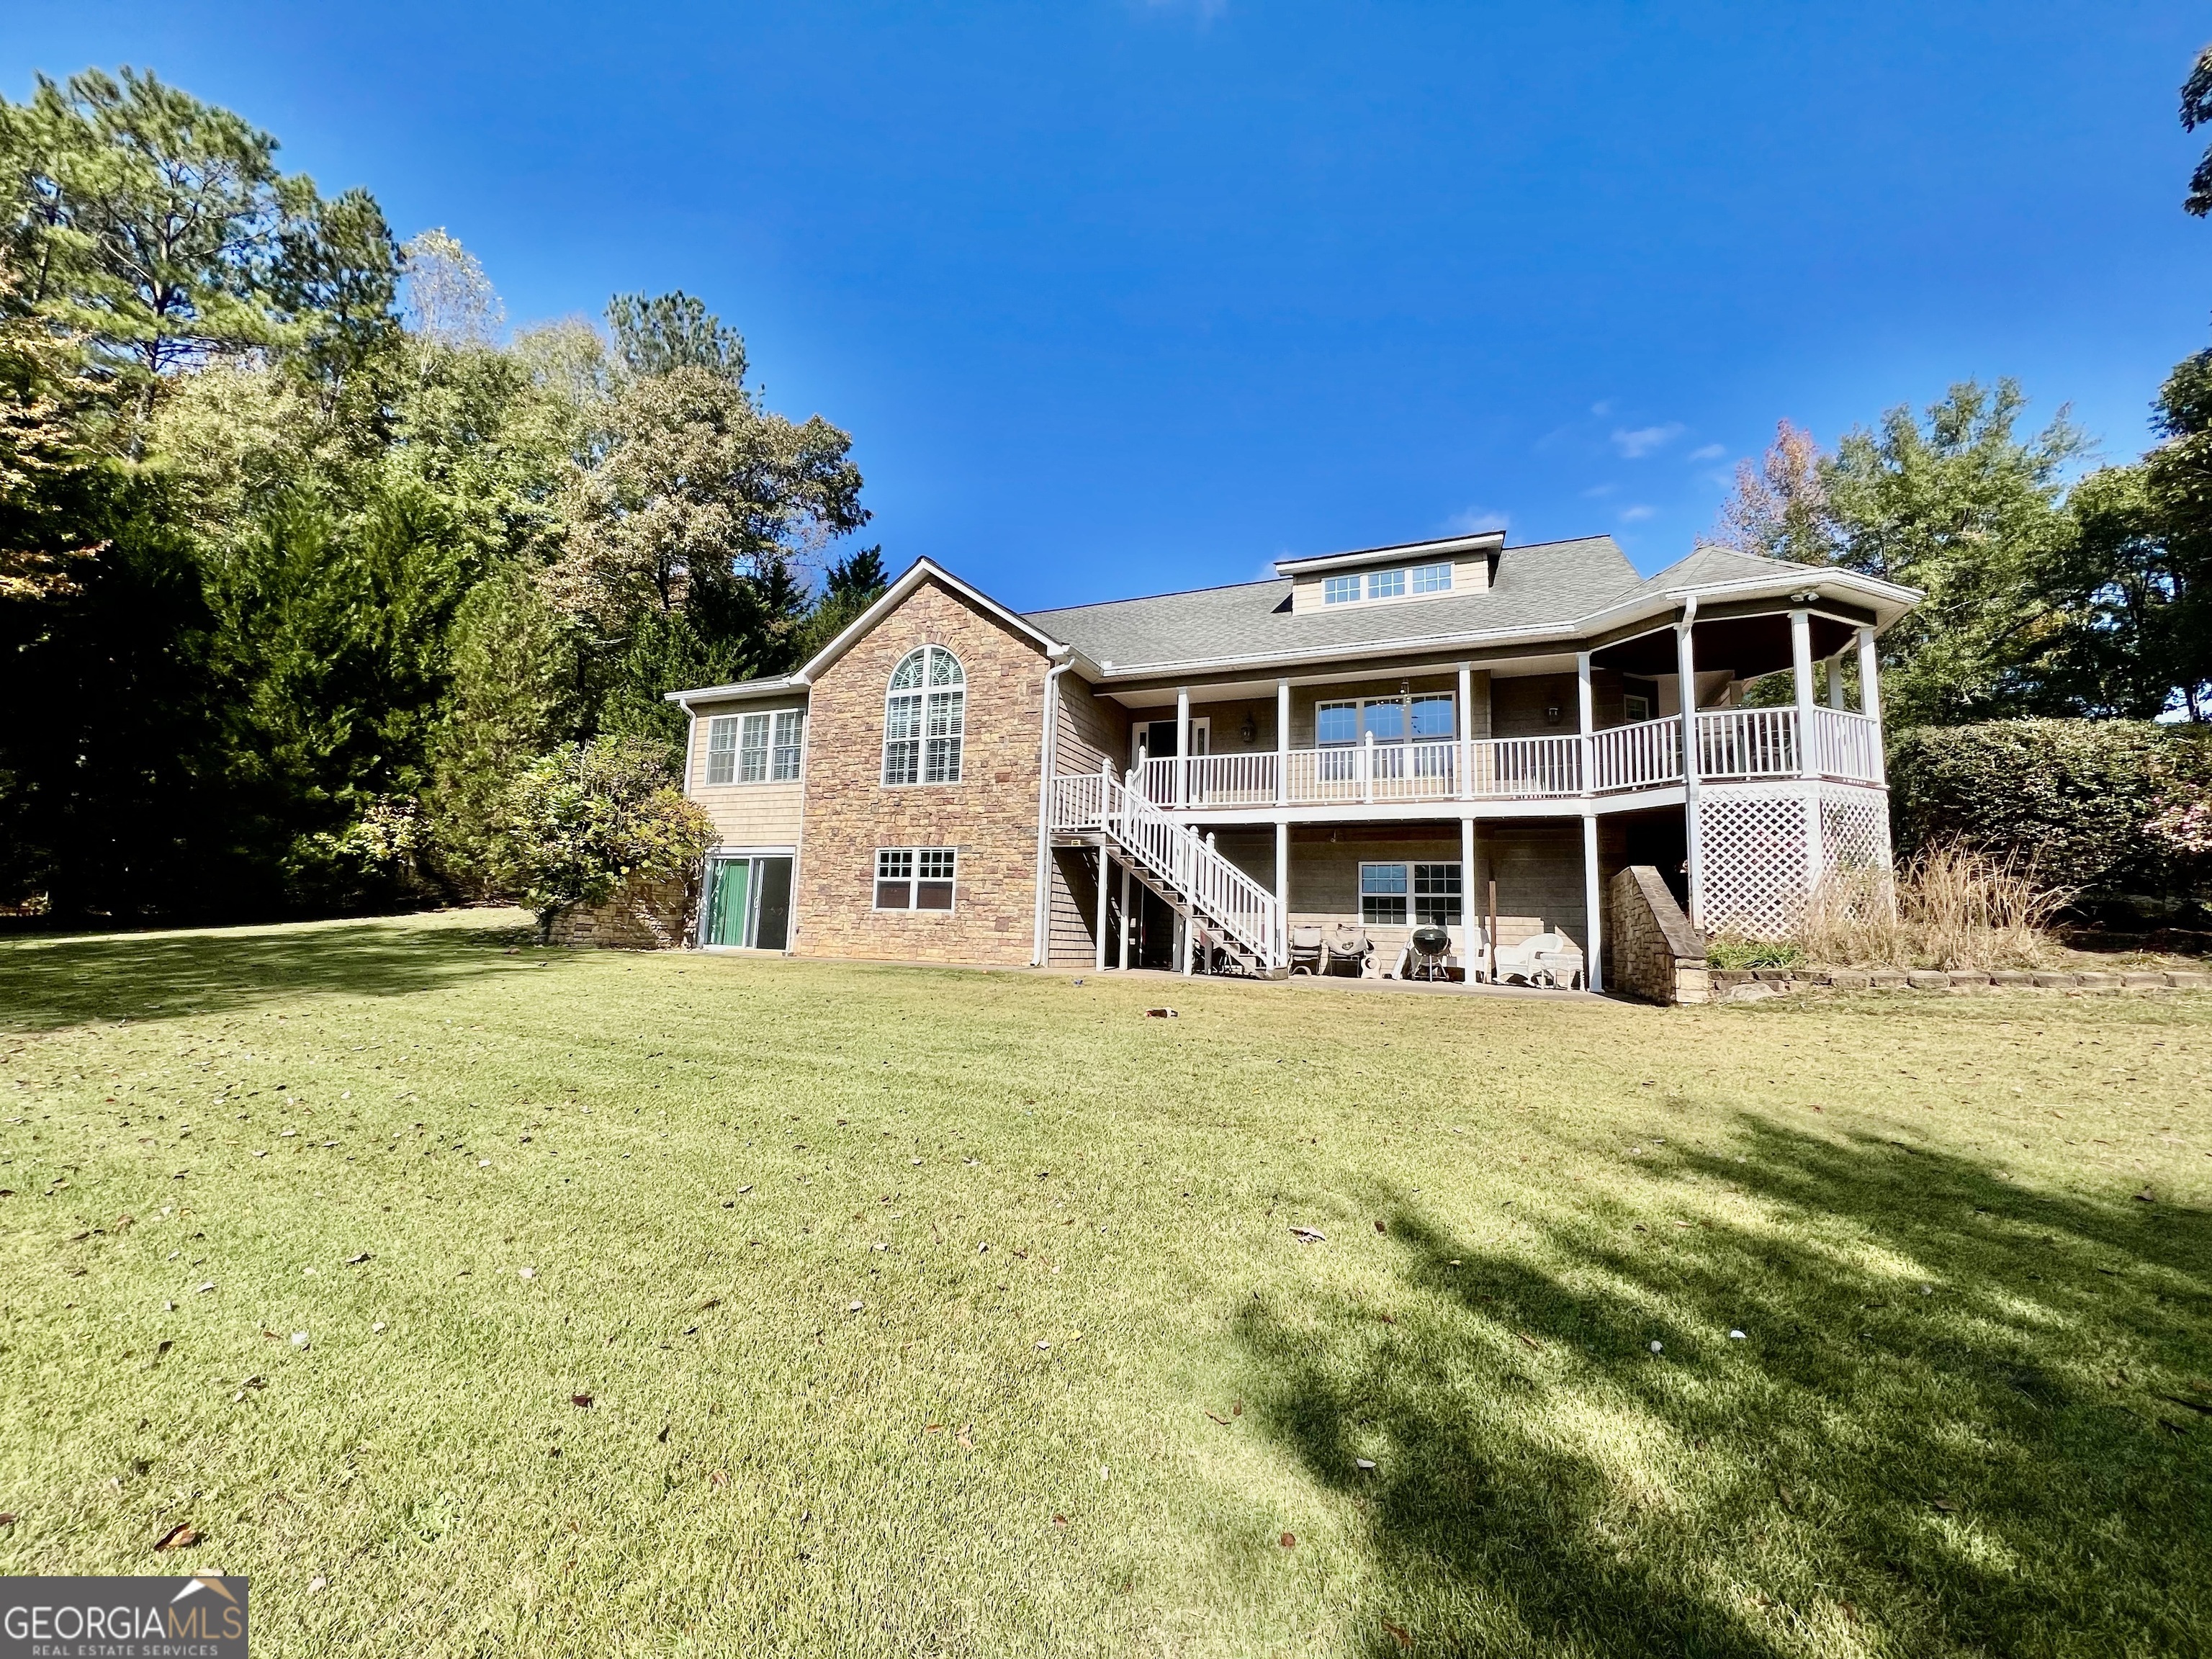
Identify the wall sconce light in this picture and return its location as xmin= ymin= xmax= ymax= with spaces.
xmin=1240 ymin=712 xmax=1258 ymax=747
xmin=1545 ymin=704 xmax=1562 ymax=725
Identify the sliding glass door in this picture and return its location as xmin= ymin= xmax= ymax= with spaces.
xmin=703 ymin=853 xmax=793 ymax=950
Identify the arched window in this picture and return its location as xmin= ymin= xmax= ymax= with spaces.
xmin=883 ymin=645 xmax=965 ymax=784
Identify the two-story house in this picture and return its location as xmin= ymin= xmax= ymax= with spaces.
xmin=665 ymin=531 xmax=1918 ymax=991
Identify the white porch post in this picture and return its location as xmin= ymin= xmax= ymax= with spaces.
xmin=1175 ymin=687 xmax=1191 ymax=809
xmin=1094 ymin=847 xmax=1110 ymax=972
xmin=1457 ymin=662 xmax=1473 ymax=800
xmin=1827 ymin=655 xmax=1846 ymax=710
xmin=1582 ymin=811 xmax=1603 ymax=993
xmin=1789 ymin=608 xmax=1817 ymax=779
xmin=1274 ymin=818 xmax=1290 ymax=968
xmin=1362 ymin=729 xmax=1375 ymax=804
xmin=1575 ymin=649 xmax=1595 ymax=794
xmin=1275 ymin=679 xmax=1290 ymax=807
xmin=1118 ymin=861 xmax=1132 ymax=970
xmin=1856 ymin=626 xmax=1882 ymax=724
xmin=1676 ymin=608 xmax=1704 ymax=930
xmin=1460 ymin=815 xmax=1477 ymax=979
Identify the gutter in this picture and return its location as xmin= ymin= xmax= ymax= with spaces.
xmin=1030 ymin=647 xmax=1076 ymax=967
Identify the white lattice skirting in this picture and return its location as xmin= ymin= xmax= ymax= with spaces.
xmin=1696 ymin=782 xmax=1892 ymax=940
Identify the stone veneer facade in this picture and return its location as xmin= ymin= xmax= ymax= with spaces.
xmin=1607 ymin=865 xmax=1710 ymax=1005
xmin=792 ymin=575 xmax=1054 ymax=965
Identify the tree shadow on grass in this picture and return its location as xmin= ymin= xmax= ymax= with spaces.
xmin=1236 ymin=1122 xmax=2212 ymax=1657
xmin=0 ymin=915 xmax=539 ymax=1032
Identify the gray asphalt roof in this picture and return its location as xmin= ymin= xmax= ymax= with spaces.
xmin=1022 ymin=535 xmax=1650 ymax=673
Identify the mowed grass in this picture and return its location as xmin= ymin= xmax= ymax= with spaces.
xmin=2 ymin=912 xmax=2209 ymax=1658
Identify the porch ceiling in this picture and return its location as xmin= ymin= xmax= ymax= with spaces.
xmin=1593 ymin=612 xmax=1858 ymax=679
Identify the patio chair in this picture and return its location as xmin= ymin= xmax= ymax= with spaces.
xmin=1491 ymin=931 xmax=1584 ymax=990
xmin=1323 ymin=922 xmax=1373 ymax=977
xmin=1288 ymin=925 xmax=1325 ymax=976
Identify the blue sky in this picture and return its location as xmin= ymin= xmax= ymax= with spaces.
xmin=6 ymin=2 xmax=2208 ymax=608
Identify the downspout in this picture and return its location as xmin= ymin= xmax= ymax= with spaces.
xmin=1030 ymin=647 xmax=1076 ymax=967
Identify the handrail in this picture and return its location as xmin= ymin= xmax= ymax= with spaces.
xmin=1112 ymin=709 xmax=1880 ymax=809
xmin=1051 ymin=770 xmax=1281 ymax=967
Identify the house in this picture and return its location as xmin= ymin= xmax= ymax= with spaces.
xmin=660 ymin=531 xmax=1918 ymax=993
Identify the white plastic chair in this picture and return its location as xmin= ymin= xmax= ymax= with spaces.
xmin=1492 ymin=931 xmax=1583 ymax=989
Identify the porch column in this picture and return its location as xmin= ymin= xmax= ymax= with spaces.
xmin=1275 ymin=679 xmax=1290 ymax=806
xmin=1094 ymin=848 xmax=1110 ymax=972
xmin=1118 ymin=861 xmax=1131 ymax=969
xmin=1856 ymin=626 xmax=1882 ymax=724
xmin=1457 ymin=662 xmax=1473 ymax=800
xmin=1274 ymin=818 xmax=1290 ymax=969
xmin=1460 ymin=815 xmax=1477 ymax=979
xmin=1827 ymin=655 xmax=1846 ymax=710
xmin=1676 ymin=611 xmax=1704 ymax=930
xmin=1575 ymin=649 xmax=1595 ymax=795
xmin=1582 ymin=812 xmax=1603 ymax=993
xmin=1790 ymin=608 xmax=1817 ymax=780
xmin=1175 ymin=687 xmax=1191 ymax=808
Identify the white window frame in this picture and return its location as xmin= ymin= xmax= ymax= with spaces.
xmin=1411 ymin=561 xmax=1453 ymax=594
xmin=1359 ymin=860 xmax=1463 ymax=926
xmin=770 ymin=709 xmax=804 ymax=781
xmin=873 ymin=846 xmax=958 ymax=912
xmin=1366 ymin=567 xmax=1406 ymax=600
xmin=737 ymin=712 xmax=771 ymax=783
xmin=1314 ymin=695 xmax=1456 ymax=747
xmin=704 ymin=716 xmax=739 ymax=786
xmin=1322 ymin=574 xmax=1361 ymax=606
xmin=883 ymin=646 xmax=965 ymax=786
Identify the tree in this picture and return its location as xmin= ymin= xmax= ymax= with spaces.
xmin=496 ymin=736 xmax=713 ymax=941
xmin=0 ymin=249 xmax=104 ymax=599
xmin=1707 ymin=421 xmax=1831 ymax=564
xmin=2140 ymin=347 xmax=2212 ymax=719
xmin=400 ymin=228 xmax=503 ymax=347
xmin=2183 ymin=44 xmax=2212 ymax=217
xmin=1818 ymin=380 xmax=2087 ymax=727
xmin=606 ymin=290 xmax=745 ymax=380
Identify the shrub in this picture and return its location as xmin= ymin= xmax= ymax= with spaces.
xmin=496 ymin=737 xmax=714 ymax=942
xmin=1803 ymin=843 xmax=2071 ymax=971
xmin=1706 ymin=936 xmax=1806 ymax=970
xmin=1887 ymin=720 xmax=2212 ymax=906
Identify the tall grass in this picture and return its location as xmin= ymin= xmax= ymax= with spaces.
xmin=1802 ymin=842 xmax=2072 ymax=970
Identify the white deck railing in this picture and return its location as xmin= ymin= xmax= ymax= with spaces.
xmin=1051 ymin=770 xmax=1281 ymax=967
xmin=1125 ymin=707 xmax=1884 ymax=810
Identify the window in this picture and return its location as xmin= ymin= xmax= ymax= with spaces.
xmin=1411 ymin=562 xmax=1453 ymax=594
xmin=1623 ymin=676 xmax=1658 ymax=725
xmin=1366 ymin=567 xmax=1406 ymax=600
xmin=1359 ymin=863 xmax=1408 ymax=925
xmin=770 ymin=709 xmax=804 ymax=781
xmin=1323 ymin=574 xmax=1360 ymax=606
xmin=706 ymin=709 xmax=804 ymax=786
xmin=1360 ymin=861 xmax=1462 ymax=926
xmin=883 ymin=646 xmax=965 ymax=785
xmin=737 ymin=713 xmax=770 ymax=782
xmin=1316 ymin=694 xmax=1456 ymax=745
xmin=875 ymin=846 xmax=956 ymax=911
xmin=1411 ymin=696 xmax=1455 ymax=739
xmin=704 ymin=716 xmax=739 ymax=785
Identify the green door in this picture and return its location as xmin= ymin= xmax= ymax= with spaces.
xmin=709 ymin=859 xmax=752 ymax=947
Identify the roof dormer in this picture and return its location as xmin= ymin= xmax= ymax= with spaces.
xmin=1277 ymin=531 xmax=1501 ymax=616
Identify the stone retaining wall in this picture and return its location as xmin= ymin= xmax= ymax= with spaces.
xmin=1713 ymin=966 xmax=2211 ymax=1002
xmin=1607 ymin=866 xmax=1710 ymax=1006
xmin=549 ymin=876 xmax=693 ymax=950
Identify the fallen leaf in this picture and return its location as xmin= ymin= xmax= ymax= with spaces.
xmin=0 ymin=1514 xmax=15 ymax=1527
xmin=925 ymin=1424 xmax=943 ymax=1433
xmin=707 ymin=1470 xmax=729 ymax=1487
xmin=1776 ymin=1483 xmax=1794 ymax=1512
xmin=956 ymin=1428 xmax=974 ymax=1449
xmin=346 ymin=1252 xmax=370 ymax=1266
xmin=698 ymin=1297 xmax=721 ymax=1311
xmin=1375 ymin=1220 xmax=1387 ymax=1235
xmin=1289 ymin=1226 xmax=1326 ymax=1244
xmin=736 ymin=1185 xmax=752 ymax=1195
xmin=239 ymin=1375 xmax=266 ymax=1390
xmin=2134 ymin=1187 xmax=2156 ymax=1204
xmin=153 ymin=1522 xmax=198 ymax=1552
xmin=657 ymin=1424 xmax=670 ymax=1443
xmin=572 ymin=1393 xmax=594 ymax=1408
xmin=308 ymin=1575 xmax=328 ymax=1593
xmin=1052 ymin=1514 xmax=1069 ymax=1527
xmin=1143 ymin=1007 xmax=1178 ymax=1018
xmin=1382 ymin=1617 xmax=1411 ymax=1650
xmin=1233 ymin=1401 xmax=1244 ymax=1416
xmin=1516 ymin=1331 xmax=1543 ymax=1352
xmin=1205 ymin=1410 xmax=1229 ymax=1425
xmin=1930 ymin=1496 xmax=1957 ymax=1514
xmin=1378 ymin=1313 xmax=1396 ymax=1325
xmin=1354 ymin=1457 xmax=1377 ymax=1472
xmin=1280 ymin=1531 xmax=1295 ymax=1547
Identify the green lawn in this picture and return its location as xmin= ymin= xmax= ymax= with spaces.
xmin=2 ymin=912 xmax=2208 ymax=1658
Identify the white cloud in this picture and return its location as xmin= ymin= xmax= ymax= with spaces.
xmin=1619 ymin=504 xmax=1657 ymax=523
xmin=1581 ymin=482 xmax=1617 ymax=499
xmin=1443 ymin=505 xmax=1511 ymax=534
xmin=1590 ymin=400 xmax=1615 ymax=418
xmin=1611 ymin=423 xmax=1686 ymax=459
xmin=1687 ymin=443 xmax=1727 ymax=462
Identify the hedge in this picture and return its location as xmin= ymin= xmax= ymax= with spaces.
xmin=1887 ymin=719 xmax=2212 ymax=904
